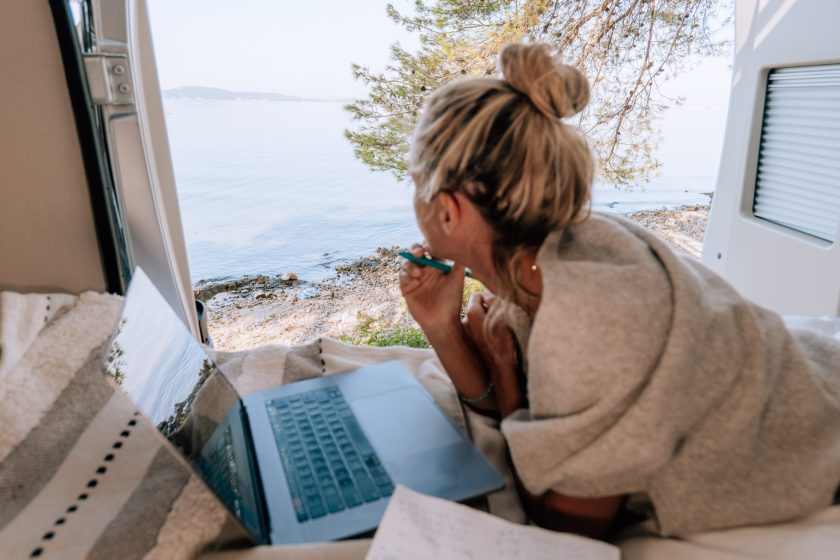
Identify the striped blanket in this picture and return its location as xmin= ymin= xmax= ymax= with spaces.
xmin=0 ymin=291 xmax=520 ymax=559
xmin=0 ymin=292 xmax=243 ymax=559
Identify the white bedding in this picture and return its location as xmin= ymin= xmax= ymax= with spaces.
xmin=619 ymin=506 xmax=840 ymax=560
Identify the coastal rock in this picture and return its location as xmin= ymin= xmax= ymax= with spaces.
xmin=298 ymin=287 xmax=322 ymax=300
xmin=326 ymin=308 xmax=361 ymax=328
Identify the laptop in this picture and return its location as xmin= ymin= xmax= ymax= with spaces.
xmin=102 ymin=268 xmax=504 ymax=544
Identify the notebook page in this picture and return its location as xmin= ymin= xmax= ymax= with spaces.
xmin=366 ymin=486 xmax=619 ymax=560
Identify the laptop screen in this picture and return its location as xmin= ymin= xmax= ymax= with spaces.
xmin=103 ymin=268 xmax=239 ymax=456
xmin=103 ymin=268 xmax=268 ymax=541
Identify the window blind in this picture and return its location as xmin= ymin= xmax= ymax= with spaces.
xmin=753 ymin=64 xmax=840 ymax=242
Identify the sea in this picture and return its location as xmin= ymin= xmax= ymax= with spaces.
xmin=164 ymin=99 xmax=726 ymax=284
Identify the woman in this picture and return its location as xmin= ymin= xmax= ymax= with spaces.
xmin=398 ymin=43 xmax=840 ymax=538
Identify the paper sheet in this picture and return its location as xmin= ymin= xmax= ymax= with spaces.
xmin=366 ymin=486 xmax=620 ymax=560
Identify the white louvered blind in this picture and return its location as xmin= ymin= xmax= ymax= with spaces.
xmin=753 ymin=64 xmax=840 ymax=242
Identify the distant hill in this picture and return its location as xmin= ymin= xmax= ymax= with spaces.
xmin=162 ymin=86 xmax=348 ymax=102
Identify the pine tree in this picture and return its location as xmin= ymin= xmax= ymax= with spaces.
xmin=345 ymin=0 xmax=732 ymax=187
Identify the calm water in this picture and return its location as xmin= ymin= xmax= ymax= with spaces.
xmin=165 ymin=99 xmax=726 ymax=283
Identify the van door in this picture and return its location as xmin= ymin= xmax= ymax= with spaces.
xmin=69 ymin=0 xmax=200 ymax=338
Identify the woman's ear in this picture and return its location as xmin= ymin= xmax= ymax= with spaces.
xmin=437 ymin=191 xmax=461 ymax=233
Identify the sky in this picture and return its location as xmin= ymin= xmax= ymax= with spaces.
xmin=147 ymin=0 xmax=732 ymax=107
xmin=147 ymin=0 xmax=421 ymax=99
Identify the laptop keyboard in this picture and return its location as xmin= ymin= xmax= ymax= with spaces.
xmin=266 ymin=387 xmax=394 ymax=523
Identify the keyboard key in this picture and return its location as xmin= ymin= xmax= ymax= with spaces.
xmin=325 ymin=493 xmax=345 ymax=513
xmin=356 ymin=476 xmax=379 ymax=502
xmin=292 ymin=497 xmax=308 ymax=522
xmin=340 ymin=484 xmax=362 ymax=508
xmin=308 ymin=500 xmax=327 ymax=519
xmin=364 ymin=454 xmax=381 ymax=469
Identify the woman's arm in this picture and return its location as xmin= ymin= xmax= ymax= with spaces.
xmin=517 ymin=480 xmax=624 ymax=539
xmin=399 ymin=246 xmax=500 ymax=415
xmin=424 ymin=320 xmax=500 ymax=415
xmin=461 ymin=292 xmax=524 ymax=417
xmin=463 ymin=294 xmax=623 ymax=539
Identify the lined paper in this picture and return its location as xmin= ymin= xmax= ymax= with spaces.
xmin=366 ymin=486 xmax=620 ymax=560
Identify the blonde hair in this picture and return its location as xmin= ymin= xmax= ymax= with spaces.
xmin=409 ymin=43 xmax=593 ymax=325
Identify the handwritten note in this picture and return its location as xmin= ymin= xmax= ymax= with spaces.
xmin=366 ymin=486 xmax=620 ymax=560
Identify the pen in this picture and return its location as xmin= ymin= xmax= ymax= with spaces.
xmin=399 ymin=251 xmax=472 ymax=278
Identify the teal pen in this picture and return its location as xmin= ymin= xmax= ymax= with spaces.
xmin=399 ymin=251 xmax=472 ymax=277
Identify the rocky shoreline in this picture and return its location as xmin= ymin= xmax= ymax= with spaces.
xmin=199 ymin=205 xmax=710 ymax=351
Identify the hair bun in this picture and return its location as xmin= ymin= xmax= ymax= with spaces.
xmin=499 ymin=43 xmax=589 ymax=119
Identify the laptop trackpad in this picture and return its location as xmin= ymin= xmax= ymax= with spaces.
xmin=351 ymin=388 xmax=463 ymax=462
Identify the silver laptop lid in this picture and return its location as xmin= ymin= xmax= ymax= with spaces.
xmin=103 ymin=268 xmax=272 ymax=543
xmin=103 ymin=267 xmax=239 ymax=456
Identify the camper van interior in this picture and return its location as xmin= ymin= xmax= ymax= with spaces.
xmin=1 ymin=0 xmax=839 ymax=559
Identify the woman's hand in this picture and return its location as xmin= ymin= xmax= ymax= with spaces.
xmin=399 ymin=245 xmax=499 ymax=413
xmin=462 ymin=292 xmax=526 ymax=418
xmin=399 ymin=244 xmax=465 ymax=332
xmin=462 ymin=292 xmax=514 ymax=369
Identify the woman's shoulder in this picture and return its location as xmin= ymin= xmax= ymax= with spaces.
xmin=538 ymin=210 xmax=667 ymax=270
xmin=527 ymin=210 xmax=674 ymax=416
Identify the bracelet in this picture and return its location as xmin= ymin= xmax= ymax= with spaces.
xmin=459 ymin=382 xmax=494 ymax=404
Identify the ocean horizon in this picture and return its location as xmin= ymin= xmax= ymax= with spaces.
xmin=164 ymin=99 xmax=726 ymax=284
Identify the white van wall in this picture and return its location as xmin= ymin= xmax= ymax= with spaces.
xmin=0 ymin=2 xmax=107 ymax=294
xmin=702 ymin=0 xmax=840 ymax=316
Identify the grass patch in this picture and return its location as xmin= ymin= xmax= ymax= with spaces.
xmin=341 ymin=280 xmax=487 ymax=349
xmin=339 ymin=312 xmax=430 ymax=349
xmin=462 ymin=277 xmax=486 ymax=312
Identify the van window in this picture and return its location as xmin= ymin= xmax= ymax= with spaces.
xmin=753 ymin=64 xmax=840 ymax=242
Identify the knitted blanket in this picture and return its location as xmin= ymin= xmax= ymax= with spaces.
xmin=501 ymin=213 xmax=840 ymax=535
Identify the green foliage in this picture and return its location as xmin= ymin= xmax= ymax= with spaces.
xmin=105 ymin=318 xmax=128 ymax=386
xmin=340 ymin=279 xmax=488 ymax=349
xmin=340 ymin=312 xmax=431 ymax=348
xmin=461 ymin=277 xmax=486 ymax=312
xmin=346 ymin=0 xmax=733 ymax=187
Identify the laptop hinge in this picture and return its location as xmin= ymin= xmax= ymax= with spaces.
xmin=82 ymin=53 xmax=134 ymax=105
